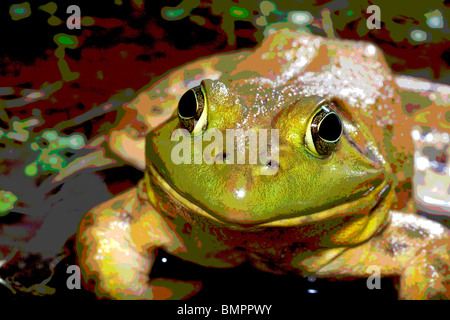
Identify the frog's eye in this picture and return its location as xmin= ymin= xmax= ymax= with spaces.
xmin=178 ymin=85 xmax=208 ymax=135
xmin=306 ymin=104 xmax=343 ymax=157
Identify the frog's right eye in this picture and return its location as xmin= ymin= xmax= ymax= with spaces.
xmin=178 ymin=85 xmax=208 ymax=135
xmin=305 ymin=103 xmax=343 ymax=158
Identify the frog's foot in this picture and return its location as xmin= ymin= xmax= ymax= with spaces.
xmin=76 ymin=186 xmax=200 ymax=299
xmin=310 ymin=211 xmax=450 ymax=299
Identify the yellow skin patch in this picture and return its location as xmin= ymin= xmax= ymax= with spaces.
xmin=77 ymin=29 xmax=450 ymax=300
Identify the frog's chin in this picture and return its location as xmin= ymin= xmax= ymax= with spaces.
xmin=146 ymin=163 xmax=392 ymax=234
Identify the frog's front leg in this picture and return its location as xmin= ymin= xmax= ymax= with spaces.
xmin=76 ymin=186 xmax=201 ymax=300
xmin=305 ymin=211 xmax=449 ymax=299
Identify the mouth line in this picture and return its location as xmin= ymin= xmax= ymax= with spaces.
xmin=146 ymin=163 xmax=391 ymax=230
xmin=256 ymin=180 xmax=391 ymax=228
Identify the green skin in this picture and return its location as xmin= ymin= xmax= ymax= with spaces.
xmin=76 ymin=30 xmax=450 ymax=300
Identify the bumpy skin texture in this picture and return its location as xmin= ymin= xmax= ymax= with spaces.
xmin=77 ymin=29 xmax=449 ymax=300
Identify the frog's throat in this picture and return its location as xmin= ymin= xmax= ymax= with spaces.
xmin=144 ymin=163 xmax=393 ymax=237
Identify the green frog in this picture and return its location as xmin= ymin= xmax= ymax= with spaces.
xmin=76 ymin=29 xmax=449 ymax=300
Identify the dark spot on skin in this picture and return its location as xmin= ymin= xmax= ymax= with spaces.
xmin=431 ymin=257 xmax=447 ymax=273
xmin=404 ymin=103 xmax=421 ymax=114
xmin=182 ymin=223 xmax=192 ymax=234
xmin=385 ymin=241 xmax=408 ymax=256
xmin=436 ymin=151 xmax=447 ymax=164
xmin=151 ymin=105 xmax=162 ymax=114
xmin=385 ymin=124 xmax=393 ymax=133
xmin=164 ymin=213 xmax=175 ymax=221
xmin=403 ymin=224 xmax=429 ymax=238
xmin=85 ymin=278 xmax=98 ymax=291
xmin=402 ymin=181 xmax=412 ymax=189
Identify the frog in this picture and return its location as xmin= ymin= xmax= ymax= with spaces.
xmin=76 ymin=29 xmax=450 ymax=300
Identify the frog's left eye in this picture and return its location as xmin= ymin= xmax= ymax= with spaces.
xmin=178 ymin=85 xmax=208 ymax=135
xmin=306 ymin=104 xmax=343 ymax=157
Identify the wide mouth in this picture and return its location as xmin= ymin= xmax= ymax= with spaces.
xmin=146 ymin=163 xmax=392 ymax=230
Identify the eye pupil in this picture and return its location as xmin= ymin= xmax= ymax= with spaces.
xmin=178 ymin=86 xmax=207 ymax=134
xmin=308 ymin=106 xmax=343 ymax=157
xmin=318 ymin=113 xmax=342 ymax=142
xmin=178 ymin=89 xmax=197 ymax=118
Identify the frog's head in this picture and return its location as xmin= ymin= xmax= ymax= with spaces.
xmin=144 ymin=76 xmax=394 ymax=245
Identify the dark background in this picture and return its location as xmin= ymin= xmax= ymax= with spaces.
xmin=0 ymin=0 xmax=448 ymax=300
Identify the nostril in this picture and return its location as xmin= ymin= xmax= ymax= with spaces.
xmin=215 ymin=152 xmax=228 ymax=162
xmin=266 ymin=160 xmax=279 ymax=168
